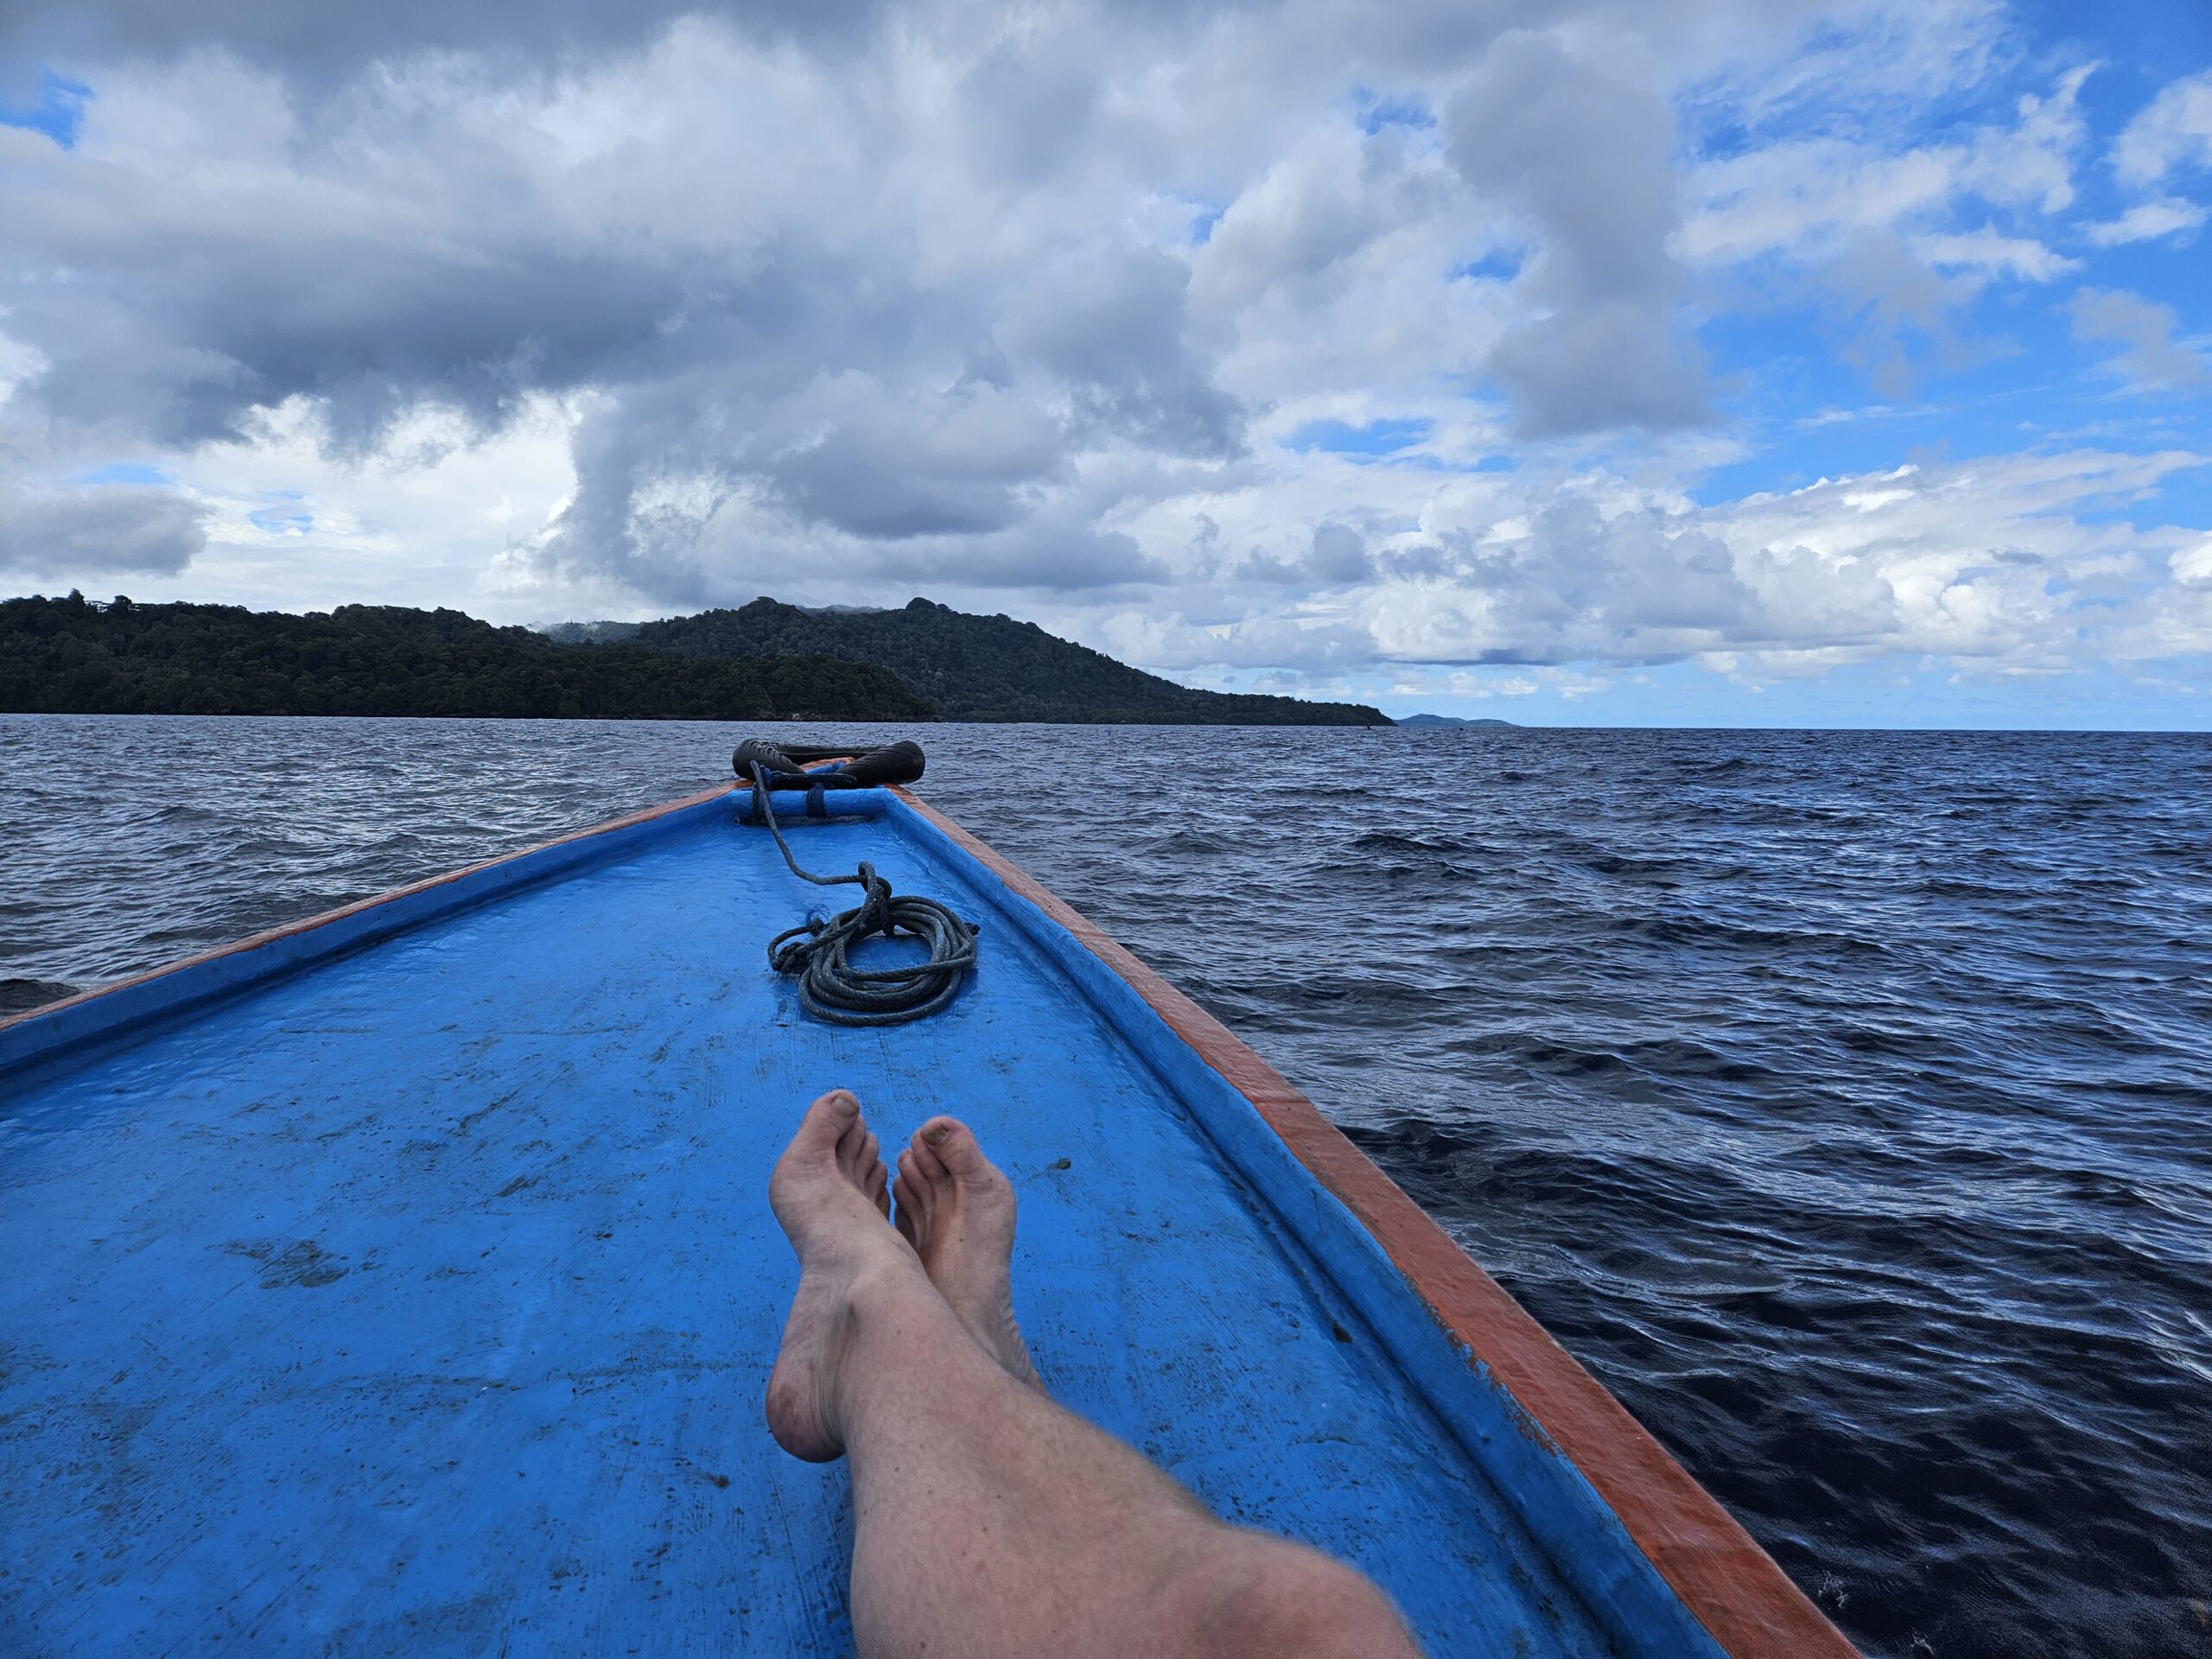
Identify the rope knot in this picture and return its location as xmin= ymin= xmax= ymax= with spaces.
xmin=856 ymin=862 xmax=896 ymax=936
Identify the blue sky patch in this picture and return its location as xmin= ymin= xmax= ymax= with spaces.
xmin=1286 ymin=416 xmax=1433 ymax=458
xmin=73 ymin=461 xmax=172 ymax=486
xmin=1450 ymin=251 xmax=1522 ymax=283
xmin=1355 ymin=91 xmax=1434 ymax=136
xmin=0 ymin=71 xmax=91 ymax=149
xmin=250 ymin=492 xmax=315 ymax=536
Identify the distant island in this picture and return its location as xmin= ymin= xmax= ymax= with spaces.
xmin=0 ymin=592 xmax=1389 ymax=726
xmin=1395 ymin=713 xmax=1518 ymax=729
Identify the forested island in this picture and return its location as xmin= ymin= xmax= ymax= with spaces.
xmin=0 ymin=593 xmax=1390 ymax=725
xmin=0 ymin=594 xmax=930 ymax=721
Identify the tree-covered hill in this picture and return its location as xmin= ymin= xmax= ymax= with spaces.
xmin=0 ymin=594 xmax=931 ymax=721
xmin=626 ymin=597 xmax=1390 ymax=725
xmin=0 ymin=592 xmax=1392 ymax=724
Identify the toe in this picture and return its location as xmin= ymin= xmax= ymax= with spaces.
xmin=796 ymin=1090 xmax=861 ymax=1153
xmin=894 ymin=1149 xmax=931 ymax=1221
xmin=908 ymin=1130 xmax=949 ymax=1189
xmin=917 ymin=1116 xmax=991 ymax=1181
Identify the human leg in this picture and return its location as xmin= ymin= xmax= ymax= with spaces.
xmin=766 ymin=1090 xmax=1423 ymax=1659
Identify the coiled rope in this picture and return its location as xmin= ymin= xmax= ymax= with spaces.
xmin=746 ymin=761 xmax=979 ymax=1026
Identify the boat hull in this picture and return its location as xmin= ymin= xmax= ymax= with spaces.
xmin=0 ymin=783 xmax=1851 ymax=1657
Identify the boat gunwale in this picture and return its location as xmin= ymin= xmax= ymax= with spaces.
xmin=3 ymin=774 xmax=1856 ymax=1658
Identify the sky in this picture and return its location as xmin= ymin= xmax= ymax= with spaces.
xmin=1 ymin=0 xmax=2209 ymax=728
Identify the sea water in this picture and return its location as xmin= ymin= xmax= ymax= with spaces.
xmin=3 ymin=714 xmax=2207 ymax=1659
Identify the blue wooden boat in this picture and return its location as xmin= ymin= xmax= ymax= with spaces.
xmin=0 ymin=756 xmax=1853 ymax=1657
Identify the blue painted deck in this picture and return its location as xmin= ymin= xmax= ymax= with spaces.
xmin=0 ymin=789 xmax=1718 ymax=1656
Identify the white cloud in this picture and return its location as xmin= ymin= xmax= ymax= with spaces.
xmin=2082 ymin=198 xmax=2208 ymax=247
xmin=1914 ymin=227 xmax=2079 ymax=281
xmin=1673 ymin=62 xmax=2099 ymax=395
xmin=2082 ymin=70 xmax=2212 ymax=260
xmin=1705 ymin=450 xmax=2205 ymax=668
xmin=1449 ymin=671 xmax=1539 ymax=698
xmin=1068 ymin=444 xmax=2209 ymax=683
xmin=2069 ymin=288 xmax=2212 ymax=393
xmin=0 ymin=317 xmax=46 ymax=410
xmin=2172 ymin=537 xmax=2212 ymax=588
xmin=1681 ymin=65 xmax=2092 ymax=266
xmin=2113 ymin=69 xmax=2212 ymax=188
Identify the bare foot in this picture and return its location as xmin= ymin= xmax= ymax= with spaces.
xmin=765 ymin=1089 xmax=915 ymax=1461
xmin=893 ymin=1116 xmax=1044 ymax=1390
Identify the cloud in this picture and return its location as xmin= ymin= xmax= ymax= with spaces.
xmin=1446 ymin=32 xmax=1709 ymax=434
xmin=2069 ymin=288 xmax=2212 ymax=393
xmin=998 ymin=249 xmax=1246 ymax=461
xmin=0 ymin=21 xmax=1281 ymax=608
xmin=1681 ymin=63 xmax=2094 ymax=264
xmin=2082 ymin=70 xmax=2212 ymax=258
xmin=2172 ymin=537 xmax=2212 ymax=588
xmin=0 ymin=0 xmax=880 ymax=91
xmin=766 ymin=374 xmax=1067 ymax=540
xmin=2082 ymin=198 xmax=2208 ymax=247
xmin=0 ymin=319 xmax=46 ymax=408
xmin=1681 ymin=62 xmax=2093 ymax=393
xmin=1914 ymin=228 xmax=2079 ymax=282
xmin=1351 ymin=488 xmax=1899 ymax=668
xmin=0 ymin=480 xmax=209 ymax=575
xmin=1077 ymin=444 xmax=2208 ymax=682
xmin=2112 ymin=69 xmax=2212 ymax=189
xmin=1238 ymin=518 xmax=1372 ymax=585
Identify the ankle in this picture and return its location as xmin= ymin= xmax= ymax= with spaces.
xmin=837 ymin=1259 xmax=1014 ymax=1422
xmin=842 ymin=1254 xmax=931 ymax=1326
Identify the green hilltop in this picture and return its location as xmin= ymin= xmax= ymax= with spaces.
xmin=0 ymin=593 xmax=1390 ymax=726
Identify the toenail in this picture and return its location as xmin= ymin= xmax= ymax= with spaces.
xmin=923 ymin=1124 xmax=950 ymax=1146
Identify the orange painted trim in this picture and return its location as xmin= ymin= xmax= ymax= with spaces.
xmin=893 ymin=784 xmax=1858 ymax=1659
xmin=0 ymin=782 xmax=738 ymax=1038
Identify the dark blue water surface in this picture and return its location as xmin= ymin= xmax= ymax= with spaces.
xmin=3 ymin=715 xmax=2208 ymax=1658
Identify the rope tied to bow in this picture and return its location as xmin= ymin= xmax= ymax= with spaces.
xmin=745 ymin=758 xmax=979 ymax=1026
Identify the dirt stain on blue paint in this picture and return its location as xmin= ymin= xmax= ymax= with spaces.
xmin=223 ymin=1237 xmax=349 ymax=1288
